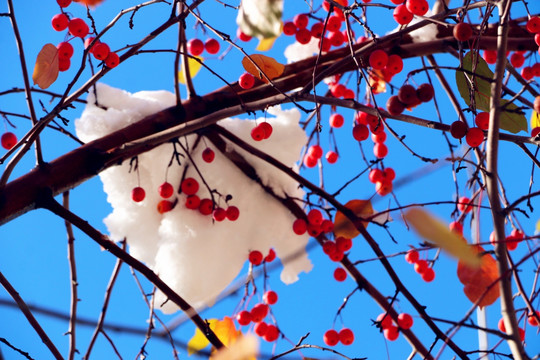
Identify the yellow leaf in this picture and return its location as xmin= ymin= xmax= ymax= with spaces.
xmin=404 ymin=208 xmax=481 ymax=268
xmin=187 ymin=317 xmax=241 ymax=356
xmin=536 ymin=219 xmax=540 ymax=233
xmin=531 ymin=111 xmax=540 ymax=130
xmin=32 ymin=44 xmax=59 ymax=90
xmin=211 ymin=333 xmax=258 ymax=360
xmin=333 ymin=199 xmax=374 ymax=239
xmin=256 ymin=37 xmax=277 ymax=51
xmin=178 ymin=56 xmax=203 ymax=84
xmin=241 ymin=54 xmax=284 ymax=83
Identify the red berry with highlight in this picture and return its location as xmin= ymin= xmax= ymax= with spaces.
xmin=185 ymin=195 xmax=200 ymax=210
xmin=526 ymin=16 xmax=540 ymax=33
xmin=334 ymin=267 xmax=347 ymax=281
xmin=510 ymin=52 xmax=525 ymax=68
xmin=131 ymin=187 xmax=146 ymax=202
xmin=239 ymin=72 xmax=255 ymax=89
xmin=326 ymin=150 xmax=338 ymax=164
xmin=405 ymin=249 xmax=419 ymax=264
xmin=57 ymin=42 xmax=74 ymax=59
xmin=475 ymin=112 xmax=489 ymax=130
xmin=52 ymin=13 xmax=69 ymax=31
xmin=57 ymin=0 xmax=72 ymax=7
xmin=181 ymin=177 xmax=199 ymax=195
xmin=369 ymin=49 xmax=388 ymax=70
xmin=406 ymin=0 xmax=428 ymax=16
xmin=251 ymin=124 xmax=265 ymax=141
xmin=263 ymin=324 xmax=279 ymax=342
xmin=421 ymin=267 xmax=435 ymax=282
xmin=329 ymin=113 xmax=344 ymax=128
xmin=453 ymin=22 xmax=473 ymax=42
xmin=68 ymin=18 xmax=89 ymax=38
xmin=352 ymin=124 xmax=369 ymax=141
xmin=236 ymin=310 xmax=252 ymax=326
xmin=204 ymin=38 xmax=220 ymax=54
xmin=187 ymin=38 xmax=204 ymax=56
xmin=263 ymin=290 xmax=278 ymax=305
xmin=283 ymin=21 xmax=297 ymax=36
xmin=339 ymin=328 xmax=354 ymax=345
xmin=397 ymin=313 xmax=413 ymax=329
xmin=293 ymin=14 xmax=309 ymax=29
xmin=93 ymin=42 xmax=110 ymax=61
xmin=323 ymin=329 xmax=339 ymax=346
xmin=466 ymin=127 xmax=484 ymax=147
xmin=393 ymin=4 xmax=413 ymax=25
xmin=158 ymin=182 xmax=174 ymax=198
xmin=249 ymin=250 xmax=264 ymax=265
xmin=213 ymin=207 xmax=227 ymax=222
xmin=384 ymin=325 xmax=400 ymax=341
xmin=157 ymin=200 xmax=174 ymax=214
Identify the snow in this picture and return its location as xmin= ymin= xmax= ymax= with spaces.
xmin=284 ymin=37 xmax=321 ymax=63
xmin=75 ymin=83 xmax=312 ymax=312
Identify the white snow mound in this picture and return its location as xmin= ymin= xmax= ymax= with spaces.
xmin=75 ymin=83 xmax=312 ymax=313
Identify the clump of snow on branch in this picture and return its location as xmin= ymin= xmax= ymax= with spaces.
xmin=75 ymin=83 xmax=312 ymax=312
xmin=284 ymin=37 xmax=320 ymax=63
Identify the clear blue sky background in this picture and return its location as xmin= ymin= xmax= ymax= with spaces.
xmin=0 ymin=1 xmax=539 ymax=359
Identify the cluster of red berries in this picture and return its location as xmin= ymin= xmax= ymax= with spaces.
xmin=235 ymin=289 xmax=279 ymax=342
xmin=377 ymin=312 xmax=414 ymax=341
xmin=323 ymin=236 xmax=353 ymax=262
xmin=353 ymin=108 xmax=391 ymax=160
xmin=386 ymin=83 xmax=435 ymax=116
xmin=1 ymin=132 xmax=17 ymax=150
xmin=368 ymin=50 xmax=404 ymax=80
xmin=250 ymin=122 xmax=273 ymax=141
xmin=525 ymin=16 xmax=540 ymax=56
xmin=369 ymin=167 xmax=395 ymax=197
xmin=323 ymin=327 xmax=355 ymax=346
xmin=392 ymin=0 xmax=428 ymax=25
xmin=489 ymin=229 xmax=525 ymax=251
xmin=248 ymin=248 xmax=276 ymax=266
xmin=292 ymin=208 xmax=335 ymax=238
xmin=449 ymin=116 xmax=486 ymax=148
xmin=303 ymin=144 xmax=338 ymax=167
xmin=328 ymin=74 xmax=355 ymax=100
xmin=186 ymin=38 xmax=220 ymax=57
xmin=52 ymin=1 xmax=119 ymax=71
xmin=405 ymin=249 xmax=435 ymax=282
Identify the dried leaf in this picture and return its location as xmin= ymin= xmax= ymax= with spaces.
xmin=32 ymin=44 xmax=59 ymax=89
xmin=236 ymin=0 xmax=283 ymax=39
xmin=369 ymin=71 xmax=387 ymax=95
xmin=457 ymin=245 xmax=500 ymax=308
xmin=73 ymin=0 xmax=105 ymax=6
xmin=211 ymin=334 xmax=258 ymax=360
xmin=333 ymin=199 xmax=374 ymax=239
xmin=256 ymin=37 xmax=277 ymax=51
xmin=178 ymin=56 xmax=203 ymax=84
xmin=188 ymin=317 xmax=242 ymax=356
xmin=241 ymin=54 xmax=284 ymax=83
xmin=404 ymin=208 xmax=482 ymax=268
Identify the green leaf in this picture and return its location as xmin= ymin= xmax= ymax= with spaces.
xmin=236 ymin=0 xmax=283 ymax=39
xmin=455 ymin=51 xmax=527 ymax=134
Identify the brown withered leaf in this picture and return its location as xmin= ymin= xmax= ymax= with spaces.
xmin=33 ymin=44 xmax=59 ymax=89
xmin=333 ymin=199 xmax=374 ymax=239
xmin=241 ymin=54 xmax=284 ymax=83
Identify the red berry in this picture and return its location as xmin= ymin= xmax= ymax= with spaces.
xmin=239 ymin=72 xmax=255 ymax=89
xmin=532 ymin=127 xmax=540 ymax=137
xmin=336 ymin=236 xmax=352 ymax=252
xmin=369 ymin=168 xmax=384 ymax=183
xmin=384 ymin=325 xmax=400 ymax=341
xmin=498 ymin=318 xmax=506 ymax=332
xmin=372 ymin=131 xmax=387 ymax=143
xmin=104 ymin=52 xmax=120 ymax=68
xmin=51 ymin=13 xmax=69 ymax=31
xmin=198 ymin=198 xmax=214 ymax=215
xmin=329 ymin=31 xmax=345 ymax=47
xmin=369 ymin=49 xmax=388 ymax=70
xmin=352 ymin=124 xmax=369 ymax=141
xmin=250 ymin=303 xmax=269 ymax=322
xmin=263 ymin=324 xmax=279 ymax=342
xmin=383 ymin=167 xmax=395 ymax=181
xmin=483 ymin=50 xmax=497 ymax=64
xmin=406 ymin=0 xmax=428 ymax=16
xmin=377 ymin=313 xmax=393 ymax=329
xmin=343 ymin=88 xmax=355 ymax=99
xmin=308 ymin=145 xmax=323 ymax=159
xmin=320 ymin=219 xmax=334 ymax=233
xmin=465 ymin=127 xmax=484 ymax=147
xmin=405 ymin=249 xmax=419 ymax=264
xmin=453 ymin=22 xmax=473 ymax=42
xmin=475 ymin=112 xmax=490 ymax=130
xmin=263 ymin=290 xmax=278 ymax=305
xmin=387 ymin=95 xmax=405 ymax=116
xmin=536 ymin=33 xmax=540 ymax=47
xmin=333 ymin=267 xmax=347 ymax=281
xmin=449 ymin=221 xmax=463 ymax=235
xmin=283 ymin=21 xmax=297 ymax=36
xmin=295 ymin=28 xmax=312 ymax=44
xmin=158 ymin=182 xmax=174 ymax=199
xmin=330 ymin=83 xmax=346 ymax=98
xmin=57 ymin=0 xmax=72 ymax=7
xmin=329 ymin=113 xmax=344 ymax=128
xmin=185 ymin=195 xmax=200 ymax=210
xmin=527 ymin=310 xmax=540 ymax=327
xmin=181 ymin=177 xmax=199 ymax=195
xmin=526 ymin=16 xmax=540 ymax=33
xmin=375 ymin=180 xmax=393 ymax=196
xmin=293 ymin=14 xmax=309 ymax=29
xmin=237 ymin=29 xmax=252 ymax=42
xmin=264 ymin=248 xmax=276 ymax=262
xmin=326 ymin=16 xmax=342 ymax=33
xmin=393 ymin=4 xmax=413 ymax=25
xmin=226 ymin=206 xmax=240 ymax=221
xmin=510 ymin=52 xmax=525 ymax=68
xmin=187 ymin=38 xmax=204 ymax=56
xmin=131 ymin=187 xmax=146 ymax=202
xmin=251 ymin=124 xmax=265 ymax=141
xmin=249 ymin=250 xmax=264 ymax=265
xmin=322 ymin=241 xmax=337 ymax=256
xmin=521 ymin=66 xmax=534 ymax=81
xmin=303 ymin=154 xmax=318 ymax=168
xmin=259 ymin=122 xmax=273 ymax=139
xmin=92 ymin=42 xmax=110 ymax=61
xmin=307 ymin=223 xmax=321 ymax=237
xmin=329 ymin=249 xmax=344 ymax=262
xmin=57 ymin=42 xmax=74 ymax=59
xmin=204 ymin=38 xmax=220 ymax=54
xmin=68 ymin=18 xmax=89 ymax=38
xmin=373 ymin=143 xmax=388 ymax=158
xmin=59 ymin=58 xmax=70 ymax=72
xmin=533 ymin=63 xmax=540 ymax=77
xmin=236 ymin=310 xmax=252 ymax=326
xmin=202 ymin=147 xmax=215 ymax=163
xmin=84 ymin=37 xmax=98 ymax=53
xmin=339 ymin=328 xmax=354 ymax=345
xmin=414 ymin=259 xmax=428 ymax=273
xmin=213 ymin=207 xmax=227 ymax=222
xmin=386 ymin=54 xmax=403 ymax=74
xmin=398 ymin=313 xmax=413 ymax=329
xmin=450 ymin=120 xmax=467 ymax=139
xmin=398 ymin=85 xmax=418 ymax=105
xmin=323 ymin=329 xmax=339 ymax=346
xmin=310 ymin=22 xmax=324 ymax=39
xmin=416 ymin=83 xmax=434 ymax=102
xmin=326 ymin=150 xmax=338 ymax=164
xmin=457 ymin=196 xmax=472 ymax=213
xmin=421 ymin=267 xmax=435 ymax=282
xmin=254 ymin=322 xmax=268 ymax=337
xmin=157 ymin=200 xmax=174 ymax=214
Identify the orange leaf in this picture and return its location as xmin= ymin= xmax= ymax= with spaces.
xmin=369 ymin=70 xmax=386 ymax=95
xmin=333 ymin=199 xmax=374 ymax=239
xmin=32 ymin=44 xmax=59 ymax=90
xmin=73 ymin=0 xmax=105 ymax=6
xmin=457 ymin=245 xmax=500 ymax=308
xmin=187 ymin=317 xmax=242 ymax=356
xmin=241 ymin=54 xmax=284 ymax=83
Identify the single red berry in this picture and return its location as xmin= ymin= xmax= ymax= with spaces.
xmin=343 ymin=88 xmax=355 ymax=99
xmin=254 ymin=322 xmax=268 ymax=337
xmin=369 ymin=49 xmax=388 ymax=70
xmin=322 ymin=241 xmax=337 ymax=256
xmin=310 ymin=22 xmax=324 ymax=39
xmin=449 ymin=221 xmax=463 ymax=235
xmin=336 ymin=236 xmax=352 ymax=252
xmin=59 ymin=58 xmax=71 ymax=72
xmin=158 ymin=182 xmax=174 ymax=199
xmin=329 ymin=31 xmax=345 ymax=47
xmin=375 ymin=180 xmax=393 ymax=196
xmin=377 ymin=313 xmax=393 ymax=329
xmin=465 ymin=127 xmax=484 ymax=147
xmin=250 ymin=303 xmax=269 ymax=322
xmin=283 ymin=21 xmax=297 ymax=36
xmin=326 ymin=16 xmax=342 ymax=33
xmin=390 ymin=0 xmax=405 ymax=3
xmin=398 ymin=313 xmax=413 ymax=329
xmin=264 ymin=248 xmax=276 ymax=262
xmin=372 ymin=131 xmax=387 ymax=143
xmin=307 ymin=223 xmax=322 ymax=237
xmin=251 ymin=124 xmax=265 ymax=141
xmin=263 ymin=290 xmax=278 ymax=305
xmin=202 ymin=147 xmax=215 ymax=163
xmin=330 ymin=83 xmax=346 ymax=98
xmin=416 ymin=83 xmax=434 ymax=102
xmin=263 ymin=324 xmax=279 ymax=342
xmin=293 ymin=13 xmax=309 ymax=29
xmin=483 ymin=50 xmax=497 ymax=64
xmin=384 ymin=325 xmax=400 ymax=341
xmin=453 ymin=22 xmax=473 ymax=42
xmin=387 ymin=95 xmax=405 ymax=116
xmin=57 ymin=42 xmax=74 ymax=59
xmin=383 ymin=167 xmax=395 ymax=181
xmin=249 ymin=250 xmax=264 ymax=265
xmin=104 ymin=52 xmax=120 ymax=68
xmin=339 ymin=328 xmax=354 ymax=345
xmin=236 ymin=310 xmax=252 ymax=326
xmin=237 ymin=29 xmax=252 ymax=42
xmin=421 ymin=267 xmax=435 ymax=282
xmin=450 ymin=120 xmax=468 ymax=139
xmin=329 ymin=249 xmax=344 ymax=262
xmin=406 ymin=0 xmax=428 ymax=16
xmin=57 ymin=0 xmax=72 ymax=7
xmin=405 ymin=249 xmax=419 ymax=264
xmin=475 ymin=112 xmax=490 ymax=130
xmin=198 ymin=198 xmax=214 ymax=215
xmin=457 ymin=196 xmax=472 ymax=213
xmin=239 ymin=72 xmax=255 ymax=89
xmin=386 ymin=54 xmax=404 ymax=74
xmin=369 ymin=168 xmax=384 ymax=183
xmin=204 ymin=38 xmax=220 ymax=54
xmin=321 ymin=219 xmax=334 ymax=233
xmin=131 ymin=187 xmax=146 ymax=202
xmin=68 ymin=18 xmax=89 ymax=38
xmin=352 ymin=124 xmax=369 ymax=141
xmin=393 ymin=4 xmax=413 ymax=25
xmin=185 ymin=195 xmax=200 ymax=210
xmin=308 ymin=145 xmax=323 ymax=159
xmin=532 ymin=127 xmax=540 ymax=137
xmin=295 ymin=28 xmax=312 ymax=44
xmin=510 ymin=52 xmax=525 ymax=68
xmin=333 ymin=267 xmax=347 ymax=281
xmin=532 ymin=62 xmax=540 ymax=77
xmin=157 ymin=200 xmax=174 ymax=214
xmin=398 ymin=85 xmax=418 ymax=105
xmin=414 ymin=259 xmax=428 ymax=273
xmin=187 ymin=38 xmax=204 ymax=56
xmin=329 ymin=113 xmax=344 ymax=128
xmin=92 ymin=42 xmax=110 ymax=61
xmin=52 ymin=13 xmax=69 ymax=31
xmin=213 ymin=207 xmax=227 ymax=222
xmin=259 ymin=122 xmax=273 ymax=139
xmin=181 ymin=177 xmax=199 ymax=195
xmin=326 ymin=150 xmax=338 ymax=164
xmin=527 ymin=310 xmax=540 ymax=327
xmin=521 ymin=66 xmax=535 ymax=81
xmin=373 ymin=143 xmax=388 ymax=158
xmin=498 ymin=318 xmax=506 ymax=332
xmin=526 ymin=16 xmax=540 ymax=33
xmin=226 ymin=206 xmax=240 ymax=221
xmin=536 ymin=33 xmax=540 ymax=47
xmin=303 ymin=154 xmax=318 ymax=168
xmin=323 ymin=329 xmax=339 ymax=346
